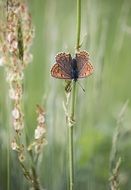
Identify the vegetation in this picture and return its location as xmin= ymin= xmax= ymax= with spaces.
xmin=0 ymin=0 xmax=131 ymax=190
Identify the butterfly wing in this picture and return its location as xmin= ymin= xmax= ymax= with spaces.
xmin=78 ymin=62 xmax=94 ymax=78
xmin=51 ymin=63 xmax=71 ymax=79
xmin=76 ymin=51 xmax=89 ymax=71
xmin=55 ymin=52 xmax=72 ymax=75
xmin=51 ymin=52 xmax=72 ymax=79
xmin=76 ymin=51 xmax=94 ymax=78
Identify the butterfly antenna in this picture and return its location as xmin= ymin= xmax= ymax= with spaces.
xmin=77 ymin=81 xmax=85 ymax=92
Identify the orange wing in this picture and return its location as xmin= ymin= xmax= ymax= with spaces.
xmin=78 ymin=62 xmax=94 ymax=78
xmin=51 ymin=63 xmax=71 ymax=79
xmin=76 ymin=51 xmax=89 ymax=71
xmin=76 ymin=51 xmax=94 ymax=78
xmin=55 ymin=52 xmax=72 ymax=75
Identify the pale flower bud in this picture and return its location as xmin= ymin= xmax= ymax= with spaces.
xmin=6 ymin=71 xmax=16 ymax=82
xmin=23 ymin=53 xmax=33 ymax=64
xmin=11 ymin=140 xmax=18 ymax=150
xmin=35 ymin=139 xmax=48 ymax=153
xmin=34 ymin=126 xmax=46 ymax=140
xmin=7 ymin=33 xmax=14 ymax=43
xmin=12 ymin=107 xmax=20 ymax=119
xmin=11 ymin=40 xmax=18 ymax=51
xmin=13 ymin=120 xmax=24 ymax=130
xmin=0 ymin=58 xmax=4 ymax=66
xmin=9 ymin=88 xmax=19 ymax=100
xmin=37 ymin=114 xmax=45 ymax=123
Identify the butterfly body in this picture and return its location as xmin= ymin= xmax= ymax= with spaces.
xmin=51 ymin=51 xmax=94 ymax=81
xmin=71 ymin=58 xmax=78 ymax=81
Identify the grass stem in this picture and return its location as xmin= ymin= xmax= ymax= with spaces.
xmin=68 ymin=0 xmax=81 ymax=189
xmin=76 ymin=0 xmax=81 ymax=51
xmin=68 ymin=81 xmax=76 ymax=190
xmin=7 ymin=138 xmax=10 ymax=190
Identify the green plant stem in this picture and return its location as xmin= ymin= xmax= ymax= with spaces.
xmin=68 ymin=126 xmax=74 ymax=190
xmin=19 ymin=161 xmax=33 ymax=182
xmin=68 ymin=81 xmax=76 ymax=190
xmin=31 ymin=166 xmax=41 ymax=190
xmin=7 ymin=136 xmax=10 ymax=190
xmin=76 ymin=0 xmax=81 ymax=51
xmin=68 ymin=0 xmax=81 ymax=189
xmin=19 ymin=160 xmax=41 ymax=190
xmin=71 ymin=82 xmax=76 ymax=120
xmin=30 ymin=150 xmax=41 ymax=190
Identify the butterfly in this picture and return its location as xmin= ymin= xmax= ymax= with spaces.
xmin=51 ymin=51 xmax=94 ymax=82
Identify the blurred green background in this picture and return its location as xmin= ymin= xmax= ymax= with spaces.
xmin=0 ymin=0 xmax=131 ymax=189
